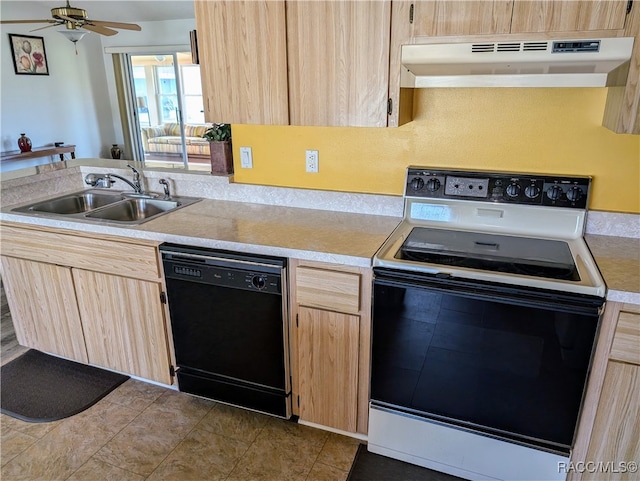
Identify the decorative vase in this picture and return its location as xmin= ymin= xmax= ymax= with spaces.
xmin=17 ymin=133 xmax=32 ymax=153
xmin=110 ymin=144 xmax=121 ymax=159
xmin=209 ymin=141 xmax=233 ymax=174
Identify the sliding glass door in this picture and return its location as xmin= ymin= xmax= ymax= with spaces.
xmin=126 ymin=52 xmax=207 ymax=167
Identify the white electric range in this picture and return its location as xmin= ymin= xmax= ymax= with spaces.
xmin=369 ymin=167 xmax=606 ymax=481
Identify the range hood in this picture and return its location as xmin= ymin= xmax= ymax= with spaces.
xmin=401 ymin=37 xmax=634 ymax=88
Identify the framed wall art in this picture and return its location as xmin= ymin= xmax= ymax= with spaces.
xmin=8 ymin=34 xmax=49 ymax=75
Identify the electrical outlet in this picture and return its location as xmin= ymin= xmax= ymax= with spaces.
xmin=240 ymin=147 xmax=253 ymax=169
xmin=305 ymin=150 xmax=319 ymax=173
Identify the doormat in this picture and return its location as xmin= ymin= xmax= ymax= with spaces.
xmin=347 ymin=444 xmax=466 ymax=481
xmin=1 ymin=349 xmax=129 ymax=423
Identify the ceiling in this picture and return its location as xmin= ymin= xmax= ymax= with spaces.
xmin=0 ymin=0 xmax=195 ymax=23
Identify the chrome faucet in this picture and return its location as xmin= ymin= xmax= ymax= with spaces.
xmin=84 ymin=164 xmax=144 ymax=195
xmin=127 ymin=164 xmax=143 ymax=194
xmin=159 ymin=179 xmax=171 ymax=199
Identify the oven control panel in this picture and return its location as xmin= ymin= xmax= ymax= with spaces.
xmin=405 ymin=167 xmax=591 ymax=209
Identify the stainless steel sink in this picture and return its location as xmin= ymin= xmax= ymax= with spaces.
xmin=23 ymin=191 xmax=123 ymax=214
xmin=12 ymin=189 xmax=201 ymax=225
xmin=85 ymin=198 xmax=180 ymax=222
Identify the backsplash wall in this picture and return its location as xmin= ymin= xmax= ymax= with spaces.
xmin=231 ymin=88 xmax=639 ymax=214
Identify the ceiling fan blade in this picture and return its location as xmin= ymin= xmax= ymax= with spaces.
xmin=81 ymin=23 xmax=118 ymax=36
xmin=30 ymin=23 xmax=62 ymax=32
xmin=0 ymin=19 xmax=57 ymax=24
xmin=89 ymin=20 xmax=141 ymax=31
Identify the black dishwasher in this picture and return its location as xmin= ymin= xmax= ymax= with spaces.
xmin=160 ymin=243 xmax=291 ymax=418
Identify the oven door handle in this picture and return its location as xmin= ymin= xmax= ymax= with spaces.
xmin=373 ymin=269 xmax=604 ymax=316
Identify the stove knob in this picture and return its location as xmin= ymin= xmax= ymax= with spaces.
xmin=425 ymin=178 xmax=441 ymax=192
xmin=506 ymin=182 xmax=521 ymax=198
xmin=546 ymin=185 xmax=564 ymax=201
xmin=566 ymin=186 xmax=584 ymax=202
xmin=524 ymin=184 xmax=541 ymax=199
xmin=410 ymin=177 xmax=425 ymax=191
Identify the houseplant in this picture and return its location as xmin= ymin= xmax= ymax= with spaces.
xmin=203 ymin=123 xmax=233 ymax=174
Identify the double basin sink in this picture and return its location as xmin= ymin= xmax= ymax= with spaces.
xmin=13 ymin=189 xmax=201 ymax=225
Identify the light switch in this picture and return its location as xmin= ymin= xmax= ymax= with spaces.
xmin=240 ymin=147 xmax=253 ymax=169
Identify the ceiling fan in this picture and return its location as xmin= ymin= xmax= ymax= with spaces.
xmin=0 ymin=1 xmax=142 ymax=37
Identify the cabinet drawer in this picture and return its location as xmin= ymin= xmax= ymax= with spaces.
xmin=1 ymin=225 xmax=160 ymax=281
xmin=295 ymin=266 xmax=360 ymax=314
xmin=610 ymin=310 xmax=640 ymax=365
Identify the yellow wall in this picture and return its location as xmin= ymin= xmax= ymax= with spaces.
xmin=232 ymin=88 xmax=640 ymax=213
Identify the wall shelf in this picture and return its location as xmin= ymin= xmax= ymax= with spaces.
xmin=1 ymin=145 xmax=76 ymax=163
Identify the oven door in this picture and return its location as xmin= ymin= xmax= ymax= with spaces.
xmin=371 ymin=268 xmax=604 ymax=454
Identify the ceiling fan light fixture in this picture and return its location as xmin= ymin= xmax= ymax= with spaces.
xmin=58 ymin=29 xmax=87 ymax=43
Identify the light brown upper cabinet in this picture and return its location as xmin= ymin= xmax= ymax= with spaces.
xmin=286 ymin=1 xmax=391 ymax=127
xmin=194 ymin=0 xmax=289 ymax=125
xmin=410 ymin=1 xmax=513 ymax=37
xmin=407 ymin=1 xmax=629 ymax=37
xmin=195 ymin=0 xmax=391 ymax=127
xmin=510 ymin=1 xmax=629 ymax=33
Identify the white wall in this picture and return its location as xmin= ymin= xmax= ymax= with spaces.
xmin=0 ymin=22 xmax=112 ymax=158
xmin=0 ymin=2 xmax=195 ymax=161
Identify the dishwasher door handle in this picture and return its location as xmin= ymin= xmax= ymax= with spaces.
xmin=163 ymin=251 xmax=282 ymax=271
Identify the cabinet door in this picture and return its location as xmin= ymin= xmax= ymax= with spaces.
xmin=73 ymin=269 xmax=172 ymax=385
xmin=194 ymin=0 xmax=289 ymax=125
xmin=511 ymin=1 xmax=629 ymax=33
xmin=297 ymin=306 xmax=359 ymax=432
xmin=411 ymin=1 xmax=513 ymax=37
xmin=286 ymin=1 xmax=391 ymax=127
xmin=0 ymin=256 xmax=88 ymax=363
xmin=582 ymin=361 xmax=640 ymax=481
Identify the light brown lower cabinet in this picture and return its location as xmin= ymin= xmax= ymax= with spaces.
xmin=582 ymin=361 xmax=639 ymax=481
xmin=571 ymin=302 xmax=640 ymax=481
xmin=0 ymin=223 xmax=173 ymax=385
xmin=73 ymin=269 xmax=172 ymax=385
xmin=0 ymin=256 xmax=88 ymax=363
xmin=291 ymin=259 xmax=372 ymax=435
xmin=297 ymin=306 xmax=360 ymax=432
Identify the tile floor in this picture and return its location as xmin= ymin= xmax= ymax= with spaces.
xmin=1 ymin=284 xmax=361 ymax=481
xmin=1 ymin=378 xmax=362 ymax=481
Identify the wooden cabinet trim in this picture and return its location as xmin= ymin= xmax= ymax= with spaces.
xmin=295 ymin=266 xmax=361 ymax=314
xmin=1 ymin=224 xmax=161 ymax=281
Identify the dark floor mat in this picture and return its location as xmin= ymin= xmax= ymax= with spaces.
xmin=1 ymin=349 xmax=129 ymax=423
xmin=347 ymin=444 xmax=466 ymax=481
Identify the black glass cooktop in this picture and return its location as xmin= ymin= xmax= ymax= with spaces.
xmin=398 ymin=227 xmax=580 ymax=281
